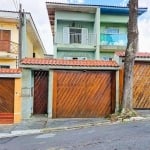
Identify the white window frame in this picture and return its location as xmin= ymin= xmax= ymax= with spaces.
xmin=63 ymin=27 xmax=88 ymax=44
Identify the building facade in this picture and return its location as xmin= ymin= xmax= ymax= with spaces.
xmin=46 ymin=2 xmax=146 ymax=60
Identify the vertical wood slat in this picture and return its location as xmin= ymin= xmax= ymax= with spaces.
xmin=53 ymin=70 xmax=115 ymax=118
xmin=119 ymin=62 xmax=150 ymax=109
xmin=0 ymin=78 xmax=14 ymax=124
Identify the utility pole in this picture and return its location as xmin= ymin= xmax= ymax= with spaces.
xmin=18 ymin=3 xmax=24 ymax=66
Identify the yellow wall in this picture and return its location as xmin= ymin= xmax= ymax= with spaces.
xmin=34 ymin=48 xmax=44 ymax=58
xmin=26 ymin=34 xmax=44 ymax=58
xmin=14 ymin=78 xmax=22 ymax=123
xmin=0 ymin=59 xmax=17 ymax=68
xmin=27 ymin=34 xmax=33 ymax=57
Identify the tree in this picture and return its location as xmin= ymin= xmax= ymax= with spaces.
xmin=122 ymin=0 xmax=138 ymax=113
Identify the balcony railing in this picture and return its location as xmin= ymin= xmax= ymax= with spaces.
xmin=54 ymin=32 xmax=97 ymax=45
xmin=0 ymin=40 xmax=19 ymax=54
xmin=100 ymin=33 xmax=127 ymax=46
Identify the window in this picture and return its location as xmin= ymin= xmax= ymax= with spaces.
xmin=102 ymin=57 xmax=113 ymax=61
xmin=64 ymin=57 xmax=87 ymax=60
xmin=105 ymin=28 xmax=119 ymax=34
xmin=70 ymin=28 xmax=81 ymax=44
xmin=63 ymin=27 xmax=88 ymax=44
xmin=0 ymin=30 xmax=11 ymax=52
xmin=0 ymin=65 xmax=10 ymax=68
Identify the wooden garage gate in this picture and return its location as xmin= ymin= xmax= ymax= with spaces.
xmin=0 ymin=78 xmax=14 ymax=124
xmin=53 ymin=70 xmax=116 ymax=118
xmin=133 ymin=62 xmax=150 ymax=108
xmin=119 ymin=62 xmax=150 ymax=109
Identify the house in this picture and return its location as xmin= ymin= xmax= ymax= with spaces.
xmin=0 ymin=10 xmax=46 ymax=124
xmin=0 ymin=10 xmax=46 ymax=69
xmin=19 ymin=3 xmax=148 ymax=120
xmin=46 ymin=2 xmax=146 ymax=60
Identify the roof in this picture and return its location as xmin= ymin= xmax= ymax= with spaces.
xmin=116 ymin=51 xmax=150 ymax=58
xmin=21 ymin=58 xmax=119 ymax=67
xmin=0 ymin=69 xmax=21 ymax=74
xmin=46 ymin=2 xmax=147 ymax=15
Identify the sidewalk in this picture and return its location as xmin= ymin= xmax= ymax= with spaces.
xmin=0 ymin=113 xmax=149 ymax=139
xmin=0 ymin=117 xmax=109 ymax=139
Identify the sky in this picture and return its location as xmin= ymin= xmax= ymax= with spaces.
xmin=0 ymin=0 xmax=150 ymax=54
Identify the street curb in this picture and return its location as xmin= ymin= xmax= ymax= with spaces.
xmin=0 ymin=117 xmax=149 ymax=139
xmin=0 ymin=121 xmax=111 ymax=139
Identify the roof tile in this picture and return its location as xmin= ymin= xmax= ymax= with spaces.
xmin=21 ymin=58 xmax=119 ymax=67
xmin=116 ymin=51 xmax=150 ymax=58
xmin=0 ymin=69 xmax=21 ymax=74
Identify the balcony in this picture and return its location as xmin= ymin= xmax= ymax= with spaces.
xmin=54 ymin=32 xmax=97 ymax=46
xmin=0 ymin=40 xmax=19 ymax=59
xmin=100 ymin=33 xmax=127 ymax=51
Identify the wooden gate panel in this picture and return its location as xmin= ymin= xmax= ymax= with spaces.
xmin=133 ymin=62 xmax=150 ymax=108
xmin=53 ymin=71 xmax=114 ymax=118
xmin=0 ymin=78 xmax=14 ymax=124
xmin=119 ymin=62 xmax=150 ymax=109
xmin=34 ymin=71 xmax=48 ymax=114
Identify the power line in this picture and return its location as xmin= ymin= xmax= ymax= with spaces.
xmin=11 ymin=0 xmax=19 ymax=11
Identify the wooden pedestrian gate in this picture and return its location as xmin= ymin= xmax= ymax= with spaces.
xmin=53 ymin=70 xmax=116 ymax=118
xmin=34 ymin=71 xmax=48 ymax=114
xmin=0 ymin=78 xmax=14 ymax=124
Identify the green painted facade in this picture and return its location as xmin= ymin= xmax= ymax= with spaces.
xmin=54 ymin=8 xmax=128 ymax=60
xmin=57 ymin=50 xmax=95 ymax=59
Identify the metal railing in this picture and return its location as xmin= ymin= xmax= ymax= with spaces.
xmin=0 ymin=40 xmax=19 ymax=54
xmin=54 ymin=32 xmax=97 ymax=45
xmin=100 ymin=33 xmax=127 ymax=46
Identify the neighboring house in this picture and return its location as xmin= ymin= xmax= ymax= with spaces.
xmin=0 ymin=10 xmax=46 ymax=69
xmin=46 ymin=2 xmax=146 ymax=60
xmin=0 ymin=10 xmax=46 ymax=124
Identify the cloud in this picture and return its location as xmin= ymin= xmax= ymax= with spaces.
xmin=121 ymin=0 xmax=149 ymax=8
xmin=0 ymin=0 xmax=149 ymax=53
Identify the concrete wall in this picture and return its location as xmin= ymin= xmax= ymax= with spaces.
xmin=57 ymin=50 xmax=95 ymax=59
xmin=100 ymin=14 xmax=128 ymax=23
xmin=21 ymin=69 xmax=33 ymax=119
xmin=56 ymin=11 xmax=95 ymax=22
xmin=100 ymin=52 xmax=115 ymax=60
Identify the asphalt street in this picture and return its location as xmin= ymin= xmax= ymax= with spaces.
xmin=0 ymin=120 xmax=150 ymax=150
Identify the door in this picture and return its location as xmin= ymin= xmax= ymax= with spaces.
xmin=34 ymin=71 xmax=48 ymax=114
